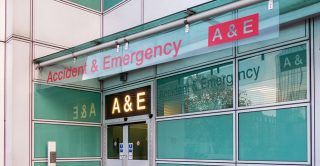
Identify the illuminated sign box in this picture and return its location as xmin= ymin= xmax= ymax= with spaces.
xmin=105 ymin=86 xmax=151 ymax=119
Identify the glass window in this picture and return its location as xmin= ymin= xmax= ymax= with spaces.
xmin=157 ymin=114 xmax=233 ymax=160
xmin=104 ymin=0 xmax=122 ymax=11
xmin=279 ymin=0 xmax=320 ymax=15
xmin=34 ymin=161 xmax=101 ymax=166
xmin=239 ymin=106 xmax=308 ymax=162
xmin=68 ymin=0 xmax=101 ymax=11
xmin=34 ymin=123 xmax=101 ymax=158
xmin=157 ymin=62 xmax=233 ymax=116
xmin=238 ymin=44 xmax=308 ymax=107
xmin=128 ymin=123 xmax=148 ymax=160
xmin=34 ymin=84 xmax=101 ymax=123
xmin=158 ymin=164 xmax=211 ymax=166
xmin=107 ymin=126 xmax=123 ymax=159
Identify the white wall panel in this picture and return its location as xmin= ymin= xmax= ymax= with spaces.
xmin=0 ymin=42 xmax=4 ymax=166
xmin=5 ymin=40 xmax=30 ymax=166
xmin=143 ymin=0 xmax=210 ymax=23
xmin=34 ymin=0 xmax=101 ymax=48
xmin=6 ymin=0 xmax=31 ymax=38
xmin=103 ymin=0 xmax=142 ymax=36
xmin=5 ymin=0 xmax=12 ymax=39
xmin=0 ymin=0 xmax=5 ymax=41
xmin=34 ymin=44 xmax=62 ymax=59
xmin=314 ymin=16 xmax=320 ymax=166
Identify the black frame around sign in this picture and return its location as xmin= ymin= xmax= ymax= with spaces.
xmin=105 ymin=86 xmax=151 ymax=120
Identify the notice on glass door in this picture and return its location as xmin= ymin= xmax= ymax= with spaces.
xmin=119 ymin=143 xmax=124 ymax=159
xmin=128 ymin=143 xmax=133 ymax=160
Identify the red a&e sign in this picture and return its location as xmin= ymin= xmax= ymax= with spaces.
xmin=208 ymin=13 xmax=259 ymax=46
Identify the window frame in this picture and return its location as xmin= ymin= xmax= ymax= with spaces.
xmin=236 ymin=41 xmax=310 ymax=110
xmin=236 ymin=103 xmax=311 ymax=165
xmin=156 ymin=110 xmax=236 ymax=163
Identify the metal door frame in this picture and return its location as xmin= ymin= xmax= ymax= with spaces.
xmin=102 ymin=81 xmax=155 ymax=166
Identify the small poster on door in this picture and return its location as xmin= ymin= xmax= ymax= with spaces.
xmin=128 ymin=143 xmax=133 ymax=160
xmin=119 ymin=143 xmax=124 ymax=159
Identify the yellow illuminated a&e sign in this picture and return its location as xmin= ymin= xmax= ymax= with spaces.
xmin=105 ymin=86 xmax=151 ymax=119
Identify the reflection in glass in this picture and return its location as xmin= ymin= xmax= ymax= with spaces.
xmin=239 ymin=106 xmax=308 ymax=161
xmin=239 ymin=45 xmax=307 ymax=107
xmin=157 ymin=62 xmax=233 ymax=116
xmin=34 ymin=161 xmax=101 ymax=166
xmin=34 ymin=124 xmax=101 ymax=158
xmin=107 ymin=126 xmax=123 ymax=159
xmin=157 ymin=114 xmax=233 ymax=160
xmin=279 ymin=0 xmax=319 ymax=15
xmin=34 ymin=84 xmax=101 ymax=123
xmin=157 ymin=164 xmax=212 ymax=166
xmin=128 ymin=123 xmax=148 ymax=160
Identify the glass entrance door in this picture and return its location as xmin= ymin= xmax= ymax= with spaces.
xmin=106 ymin=122 xmax=149 ymax=166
